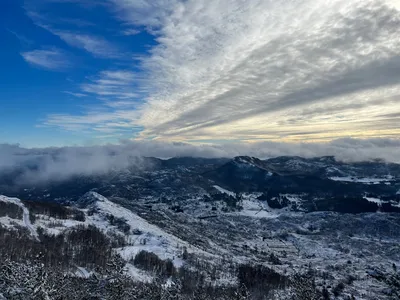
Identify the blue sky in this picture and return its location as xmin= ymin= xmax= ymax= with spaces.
xmin=2 ymin=0 xmax=400 ymax=147
xmin=1 ymin=0 xmax=154 ymax=146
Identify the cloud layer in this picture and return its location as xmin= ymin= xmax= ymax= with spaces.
xmin=2 ymin=138 xmax=400 ymax=184
xmin=132 ymin=0 xmax=400 ymax=141
xmin=34 ymin=0 xmax=400 ymax=142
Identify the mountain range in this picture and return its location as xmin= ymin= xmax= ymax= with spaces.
xmin=0 ymin=155 xmax=400 ymax=299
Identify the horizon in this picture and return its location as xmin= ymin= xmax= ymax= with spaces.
xmin=2 ymin=0 xmax=400 ymax=148
xmin=2 ymin=138 xmax=400 ymax=185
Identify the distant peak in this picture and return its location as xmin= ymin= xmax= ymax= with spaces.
xmin=233 ymin=156 xmax=258 ymax=163
xmin=77 ymin=191 xmax=107 ymax=208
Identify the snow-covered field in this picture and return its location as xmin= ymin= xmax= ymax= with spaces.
xmin=213 ymin=185 xmax=235 ymax=197
xmin=0 ymin=195 xmax=39 ymax=241
xmin=0 ymin=193 xmax=206 ymax=281
xmin=1 ymin=191 xmax=400 ymax=299
xmin=329 ymin=176 xmax=393 ymax=184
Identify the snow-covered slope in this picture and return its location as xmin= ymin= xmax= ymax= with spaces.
xmin=0 ymin=193 xmax=209 ymax=276
xmin=213 ymin=185 xmax=235 ymax=197
xmin=86 ymin=192 xmax=204 ymax=266
xmin=0 ymin=195 xmax=39 ymax=241
xmin=329 ymin=176 xmax=393 ymax=184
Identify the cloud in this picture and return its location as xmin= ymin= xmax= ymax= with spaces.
xmin=55 ymin=32 xmax=121 ymax=58
xmin=80 ymin=70 xmax=139 ymax=98
xmin=25 ymin=8 xmax=120 ymax=59
xmin=110 ymin=0 xmax=178 ymax=29
xmin=122 ymin=28 xmax=140 ymax=36
xmin=33 ymin=0 xmax=400 ymax=142
xmin=1 ymin=138 xmax=400 ymax=184
xmin=21 ymin=48 xmax=71 ymax=70
xmin=44 ymin=111 xmax=137 ymax=133
xmin=44 ymin=70 xmax=143 ymax=135
xmin=6 ymin=29 xmax=33 ymax=46
xmin=63 ymin=91 xmax=87 ymax=97
xmin=105 ymin=0 xmax=400 ymax=141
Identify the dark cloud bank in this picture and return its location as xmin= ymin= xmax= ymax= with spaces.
xmin=1 ymin=138 xmax=399 ymax=185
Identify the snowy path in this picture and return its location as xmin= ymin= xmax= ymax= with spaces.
xmin=213 ymin=185 xmax=235 ymax=196
xmin=0 ymin=195 xmax=40 ymax=241
xmin=21 ymin=205 xmax=40 ymax=241
xmin=75 ymin=266 xmax=91 ymax=278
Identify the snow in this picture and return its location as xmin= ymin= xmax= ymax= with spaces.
xmin=291 ymin=233 xmax=340 ymax=259
xmin=87 ymin=192 xmax=204 ymax=267
xmin=285 ymin=159 xmax=313 ymax=170
xmin=75 ymin=266 xmax=92 ymax=278
xmin=238 ymin=199 xmax=277 ymax=219
xmin=230 ymin=193 xmax=279 ymax=219
xmin=0 ymin=192 xmax=202 ymax=274
xmin=33 ymin=215 xmax=85 ymax=236
xmin=0 ymin=216 xmax=24 ymax=228
xmin=0 ymin=195 xmax=39 ymax=241
xmin=117 ymin=244 xmax=184 ymax=268
xmin=213 ymin=185 xmax=235 ymax=197
xmin=235 ymin=157 xmax=256 ymax=167
xmin=326 ymin=166 xmax=345 ymax=175
xmin=363 ymin=196 xmax=383 ymax=206
xmin=124 ymin=263 xmax=153 ymax=282
xmin=329 ymin=176 xmax=392 ymax=184
xmin=397 ymin=189 xmax=400 ymax=195
xmin=281 ymin=194 xmax=303 ymax=206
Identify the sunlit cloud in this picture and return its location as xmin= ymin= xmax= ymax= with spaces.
xmin=115 ymin=0 xmax=400 ymax=141
xmin=39 ymin=0 xmax=400 ymax=142
xmin=80 ymin=70 xmax=140 ymax=99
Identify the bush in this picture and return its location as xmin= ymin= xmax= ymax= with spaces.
xmin=268 ymin=253 xmax=281 ymax=265
xmin=107 ymin=214 xmax=130 ymax=234
xmin=0 ymin=201 xmax=23 ymax=219
xmin=133 ymin=250 xmax=176 ymax=277
xmin=291 ymin=273 xmax=322 ymax=300
xmin=22 ymin=200 xmax=85 ymax=222
xmin=332 ymin=282 xmax=345 ymax=297
xmin=237 ymin=264 xmax=287 ymax=291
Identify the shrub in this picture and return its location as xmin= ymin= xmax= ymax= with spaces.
xmin=133 ymin=250 xmax=176 ymax=277
xmin=237 ymin=264 xmax=287 ymax=291
xmin=0 ymin=201 xmax=23 ymax=219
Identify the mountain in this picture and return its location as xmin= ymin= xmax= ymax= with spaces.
xmin=1 ymin=156 xmax=400 ymax=299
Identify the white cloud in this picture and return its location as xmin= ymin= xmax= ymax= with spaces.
xmin=110 ymin=0 xmax=178 ymax=29
xmin=63 ymin=91 xmax=87 ymax=97
xmin=1 ymin=138 xmax=400 ymax=184
xmin=44 ymin=111 xmax=136 ymax=132
xmin=25 ymin=8 xmax=121 ymax=59
xmin=35 ymin=0 xmax=400 ymax=142
xmin=56 ymin=32 xmax=121 ymax=58
xmin=80 ymin=70 xmax=140 ymax=99
xmin=7 ymin=29 xmax=33 ymax=46
xmin=21 ymin=48 xmax=70 ymax=70
xmin=44 ymin=70 xmax=143 ymax=135
xmin=122 ymin=28 xmax=140 ymax=36
xmin=106 ymin=0 xmax=400 ymax=141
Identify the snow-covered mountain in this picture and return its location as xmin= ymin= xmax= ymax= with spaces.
xmin=1 ymin=156 xmax=400 ymax=299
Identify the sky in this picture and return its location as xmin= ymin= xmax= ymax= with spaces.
xmin=1 ymin=0 xmax=400 ymax=148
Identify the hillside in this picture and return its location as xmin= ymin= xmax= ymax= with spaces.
xmin=0 ymin=156 xmax=400 ymax=299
